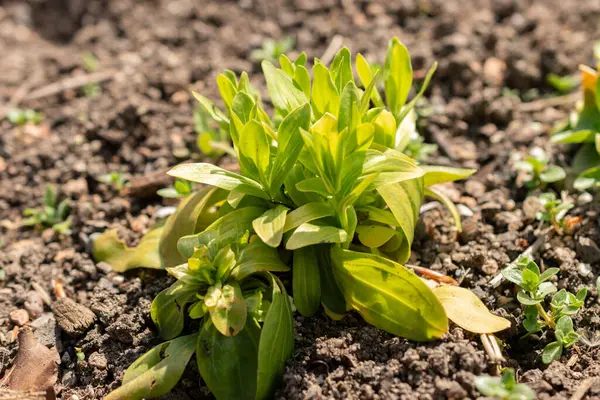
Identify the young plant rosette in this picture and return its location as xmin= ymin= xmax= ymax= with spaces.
xmin=104 ymin=38 xmax=475 ymax=400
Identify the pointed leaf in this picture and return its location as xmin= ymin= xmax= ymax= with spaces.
xmin=285 ymin=223 xmax=347 ymax=250
xmin=421 ymin=165 xmax=477 ymax=187
xmin=292 ymin=246 xmax=321 ymax=317
xmin=331 ymin=247 xmax=448 ymax=341
xmin=262 ymin=60 xmax=307 ymax=115
xmin=283 ymin=202 xmax=334 ymax=232
xmin=93 ymin=227 xmax=163 ymax=272
xmin=252 ymin=205 xmax=289 ymax=247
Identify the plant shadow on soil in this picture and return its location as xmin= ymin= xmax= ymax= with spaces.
xmin=1 ymin=0 xmax=600 ymax=399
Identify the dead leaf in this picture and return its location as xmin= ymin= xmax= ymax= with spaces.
xmin=433 ymin=286 xmax=511 ymax=334
xmin=0 ymin=328 xmax=58 ymax=394
xmin=92 ymin=227 xmax=163 ymax=272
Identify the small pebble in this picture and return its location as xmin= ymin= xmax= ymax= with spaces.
xmin=88 ymin=352 xmax=108 ymax=370
xmin=577 ymin=192 xmax=593 ymax=205
xmin=10 ymin=309 xmax=29 ymax=326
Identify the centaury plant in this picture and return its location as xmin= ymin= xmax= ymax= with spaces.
xmin=551 ymin=65 xmax=600 ymax=190
xmin=102 ymin=38 xmax=475 ymax=400
xmin=502 ymin=255 xmax=586 ymax=364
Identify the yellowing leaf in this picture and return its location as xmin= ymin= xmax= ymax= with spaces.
xmin=93 ymin=227 xmax=163 ymax=272
xmin=433 ymin=286 xmax=511 ymax=334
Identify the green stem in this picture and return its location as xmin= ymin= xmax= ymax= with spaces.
xmin=536 ymin=303 xmax=555 ymax=329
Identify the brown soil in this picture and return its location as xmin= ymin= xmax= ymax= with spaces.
xmin=1 ymin=0 xmax=600 ymax=399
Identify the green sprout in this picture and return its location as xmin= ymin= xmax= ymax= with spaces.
xmin=514 ymin=147 xmax=566 ymax=189
xmin=7 ymin=109 xmax=44 ymax=126
xmin=157 ymin=178 xmax=192 ymax=199
xmin=194 ymin=105 xmax=234 ymax=158
xmin=82 ymin=52 xmax=101 ymax=98
xmin=22 ymin=185 xmax=71 ymax=235
xmin=475 ymin=368 xmax=535 ymax=400
xmin=101 ymin=38 xmax=476 ymax=400
xmin=250 ymin=36 xmax=295 ymax=64
xmin=535 ymin=192 xmax=573 ymax=233
xmin=502 ymin=255 xmax=586 ymax=364
xmin=98 ymin=172 xmax=128 ymax=191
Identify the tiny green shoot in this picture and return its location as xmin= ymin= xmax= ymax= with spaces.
xmin=7 ymin=109 xmax=44 ymax=126
xmin=22 ymin=185 xmax=71 ymax=235
xmin=502 ymin=255 xmax=586 ymax=364
xmin=514 ymin=147 xmax=566 ymax=189
xmin=535 ymin=192 xmax=573 ymax=233
xmin=250 ymin=36 xmax=295 ymax=63
xmin=157 ymin=178 xmax=192 ymax=199
xmin=98 ymin=172 xmax=128 ymax=191
xmin=475 ymin=368 xmax=535 ymax=400
xmin=82 ymin=52 xmax=101 ymax=98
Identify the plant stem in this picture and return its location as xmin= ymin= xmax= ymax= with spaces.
xmin=536 ymin=303 xmax=555 ymax=329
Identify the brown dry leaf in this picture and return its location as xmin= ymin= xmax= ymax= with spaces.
xmin=0 ymin=328 xmax=58 ymax=394
xmin=433 ymin=285 xmax=510 ymax=334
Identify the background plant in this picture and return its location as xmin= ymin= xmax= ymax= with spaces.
xmin=514 ymin=147 xmax=566 ymax=189
xmin=22 ymin=185 xmax=71 ymax=235
xmin=7 ymin=108 xmax=44 ymax=126
xmin=250 ymin=36 xmax=295 ymax=63
xmin=551 ymin=64 xmax=600 ymax=191
xmin=475 ymin=368 xmax=535 ymax=400
xmin=535 ymin=192 xmax=573 ymax=233
xmin=99 ymin=38 xmax=476 ymax=400
xmin=502 ymin=255 xmax=586 ymax=364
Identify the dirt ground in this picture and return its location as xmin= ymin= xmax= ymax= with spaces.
xmin=1 ymin=0 xmax=600 ymax=399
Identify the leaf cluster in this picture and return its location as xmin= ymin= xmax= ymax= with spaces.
xmin=475 ymin=368 xmax=535 ymax=400
xmin=22 ymin=185 xmax=71 ymax=235
xmin=502 ymin=255 xmax=586 ymax=364
xmin=250 ymin=36 xmax=295 ymax=64
xmin=104 ymin=38 xmax=476 ymax=400
xmin=535 ymin=192 xmax=573 ymax=231
xmin=98 ymin=171 xmax=128 ymax=191
xmin=7 ymin=109 xmax=44 ymax=126
xmin=551 ymin=65 xmax=600 ymax=191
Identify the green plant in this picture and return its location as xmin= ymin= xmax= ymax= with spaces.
xmin=98 ymin=172 xmax=128 ymax=191
xmin=546 ymin=73 xmax=579 ymax=94
xmin=102 ymin=38 xmax=476 ymax=400
xmin=157 ymin=178 xmax=192 ymax=199
xmin=502 ymin=255 xmax=586 ymax=364
xmin=82 ymin=52 xmax=101 ymax=98
xmin=22 ymin=185 xmax=71 ymax=235
xmin=514 ymin=147 xmax=566 ymax=189
xmin=475 ymin=368 xmax=535 ymax=400
xmin=551 ymin=65 xmax=600 ymax=191
xmin=6 ymin=109 xmax=44 ymax=126
xmin=194 ymin=105 xmax=234 ymax=158
xmin=535 ymin=192 xmax=573 ymax=232
xmin=250 ymin=36 xmax=295 ymax=64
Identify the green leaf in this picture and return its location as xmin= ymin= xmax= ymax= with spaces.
xmin=317 ymin=246 xmax=347 ymax=314
xmin=355 ymin=225 xmax=396 ymax=248
xmin=268 ymin=103 xmax=311 ymax=193
xmin=93 ymin=227 xmax=163 ymax=272
xmin=231 ymin=91 xmax=256 ymax=123
xmin=256 ymin=275 xmax=294 ymax=400
xmin=330 ymin=47 xmax=353 ymax=91
xmin=331 ymin=247 xmax=447 ymax=341
xmin=312 ymin=61 xmax=340 ymax=117
xmin=192 ymin=91 xmax=230 ymax=130
xmin=262 ymin=60 xmax=307 ymax=115
xmin=542 ymin=341 xmax=563 ymax=364
xmin=395 ymin=109 xmax=416 ymax=151
xmin=283 ymin=202 xmax=334 ymax=233
xmin=424 ymin=186 xmax=463 ymax=232
xmin=292 ymin=246 xmax=321 ymax=317
xmin=540 ymin=166 xmax=566 ymax=183
xmin=285 ymin=223 xmax=347 ymax=250
xmin=395 ymin=62 xmax=437 ymax=124
xmin=576 ymin=287 xmax=588 ymax=302
xmin=206 ymin=206 xmax=267 ymax=242
xmin=551 ymin=129 xmax=595 ymax=144
xmin=356 ymin=53 xmax=384 ymax=107
xmin=338 ymin=81 xmax=361 ymax=136
xmin=151 ymin=287 xmax=195 ymax=340
xmin=293 ymin=65 xmax=311 ymax=99
xmin=239 ymin=120 xmax=271 ymax=183
xmin=252 ymin=205 xmax=289 ymax=247
xmin=516 ymin=290 xmax=541 ymax=306
xmin=205 ymin=281 xmax=248 ymax=336
xmin=539 ymin=267 xmax=559 ymax=283
xmin=474 ymin=376 xmax=509 ymax=399
xmin=377 ymin=177 xmax=424 ymax=263
xmin=105 ymin=333 xmax=198 ymax=400
xmin=372 ymin=109 xmax=397 ymax=148
xmin=159 ymin=188 xmax=227 ymax=268
xmin=556 ymin=315 xmax=574 ymax=334
xmin=197 ymin=320 xmax=260 ymax=400
xmin=420 ymin=165 xmax=477 ymax=187
xmin=217 ymin=73 xmax=237 ymax=109
xmin=384 ymin=37 xmax=413 ymax=117
xmin=232 ymin=241 xmax=290 ymax=280
xmin=168 ymin=163 xmax=268 ymax=200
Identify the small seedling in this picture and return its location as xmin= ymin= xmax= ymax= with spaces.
xmin=22 ymin=185 xmax=71 ymax=235
xmin=502 ymin=255 xmax=586 ymax=364
xmin=403 ymin=135 xmax=437 ymax=162
xmin=514 ymin=147 xmax=566 ymax=189
xmin=250 ymin=36 xmax=295 ymax=63
xmin=535 ymin=192 xmax=573 ymax=233
xmin=7 ymin=109 xmax=44 ymax=126
xmin=475 ymin=368 xmax=535 ymax=400
xmin=194 ymin=106 xmax=233 ymax=157
xmin=82 ymin=52 xmax=101 ymax=98
xmin=98 ymin=172 xmax=127 ymax=191
xmin=157 ymin=178 xmax=192 ymax=199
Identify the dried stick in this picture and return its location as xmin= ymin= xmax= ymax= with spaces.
xmin=24 ymin=70 xmax=117 ymax=101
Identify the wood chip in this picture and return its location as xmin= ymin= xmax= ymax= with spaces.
xmin=120 ymin=169 xmax=172 ymax=199
xmin=51 ymin=297 xmax=96 ymax=337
